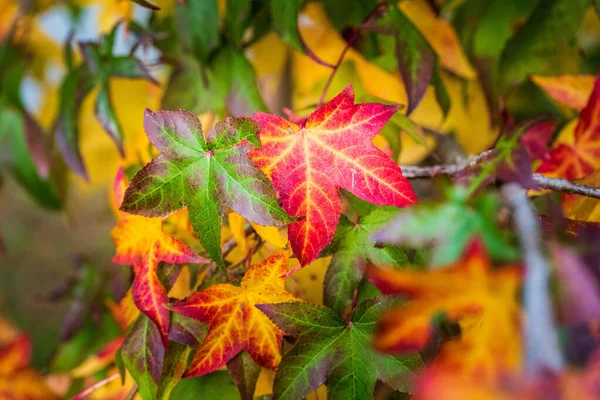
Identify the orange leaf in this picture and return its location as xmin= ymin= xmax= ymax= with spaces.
xmin=111 ymin=168 xmax=208 ymax=347
xmin=368 ymin=241 xmax=522 ymax=382
xmin=531 ymin=74 xmax=596 ymax=110
xmin=537 ymin=76 xmax=600 ymax=180
xmin=250 ymin=86 xmax=417 ymax=266
xmin=0 ymin=335 xmax=56 ymax=399
xmin=400 ymin=0 xmax=476 ymax=80
xmin=170 ymin=250 xmax=302 ymax=377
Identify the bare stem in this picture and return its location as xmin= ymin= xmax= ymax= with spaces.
xmin=502 ymin=183 xmax=563 ymax=375
xmin=71 ymin=373 xmax=119 ymax=400
xmin=400 ymin=151 xmax=600 ymax=200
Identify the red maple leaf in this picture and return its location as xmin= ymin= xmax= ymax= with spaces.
xmin=249 ymin=85 xmax=417 ymax=266
xmin=537 ymin=76 xmax=600 ymax=180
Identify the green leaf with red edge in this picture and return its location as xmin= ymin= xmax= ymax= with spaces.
xmin=257 ymin=297 xmax=423 ymax=400
xmin=227 ymin=351 xmax=262 ymax=400
xmin=169 ymin=250 xmax=301 ymax=378
xmin=537 ymin=76 xmax=600 ymax=180
xmin=111 ymin=168 xmax=208 ymax=347
xmin=120 ymin=110 xmax=292 ymax=269
xmin=249 ymin=85 xmax=417 ymax=267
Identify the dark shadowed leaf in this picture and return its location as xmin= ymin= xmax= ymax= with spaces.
xmin=271 ymin=0 xmax=334 ymax=68
xmin=132 ymin=0 xmax=160 ymax=10
xmin=169 ymin=370 xmax=240 ymax=400
xmin=227 ymin=351 xmax=262 ymax=400
xmin=500 ymin=0 xmax=589 ymax=87
xmin=175 ymin=0 xmax=219 ymax=62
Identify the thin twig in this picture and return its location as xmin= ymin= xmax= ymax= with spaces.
xmin=532 ymin=174 xmax=600 ymax=199
xmin=123 ymin=385 xmax=138 ymax=400
xmin=71 ymin=373 xmax=119 ymax=400
xmin=502 ymin=183 xmax=563 ymax=375
xmin=400 ymin=151 xmax=600 ymax=200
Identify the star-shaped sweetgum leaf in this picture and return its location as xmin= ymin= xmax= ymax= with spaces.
xmin=111 ymin=167 xmax=208 ymax=348
xmin=169 ymin=250 xmax=301 ymax=378
xmin=537 ymin=75 xmax=600 ymax=180
xmin=324 ymin=202 xmax=412 ymax=316
xmin=249 ymin=85 xmax=417 ymax=266
xmin=257 ymin=297 xmax=423 ymax=400
xmin=368 ymin=241 xmax=522 ymax=381
xmin=120 ymin=110 xmax=292 ymax=268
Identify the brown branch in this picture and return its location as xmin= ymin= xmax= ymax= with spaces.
xmin=222 ymin=224 xmax=254 ymax=258
xmin=400 ymin=152 xmax=600 ymax=200
xmin=501 ymin=183 xmax=563 ymax=375
xmin=532 ymin=174 xmax=600 ymax=199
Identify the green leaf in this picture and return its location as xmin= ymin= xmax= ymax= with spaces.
xmin=121 ymin=110 xmax=292 ymax=268
xmin=0 ymin=105 xmax=62 ymax=209
xmin=227 ymin=351 xmax=261 ymax=400
xmin=371 ymin=6 xmax=435 ymax=114
xmin=324 ymin=205 xmax=411 ymax=315
xmin=54 ymin=66 xmax=95 ymax=179
xmin=431 ymin=61 xmax=450 ymax=117
xmin=271 ymin=0 xmax=333 ymax=68
xmin=374 ymin=187 xmax=519 ymax=266
xmin=169 ymin=371 xmax=240 ymax=400
xmin=122 ymin=314 xmax=165 ymax=400
xmin=95 ymin=82 xmax=125 ymax=156
xmin=175 ymin=0 xmax=219 ymax=62
xmin=323 ymin=0 xmax=378 ymax=31
xmin=224 ymin=0 xmax=253 ymax=48
xmin=226 ymin=50 xmax=268 ymax=116
xmin=108 ymin=56 xmax=157 ymax=83
xmin=257 ymin=298 xmax=422 ymax=400
xmin=500 ymin=0 xmax=589 ymax=87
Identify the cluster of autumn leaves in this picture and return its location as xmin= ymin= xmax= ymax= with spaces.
xmin=2 ymin=0 xmax=600 ymax=399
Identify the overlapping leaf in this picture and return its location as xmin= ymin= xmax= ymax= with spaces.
xmin=531 ymin=74 xmax=596 ymax=110
xmin=257 ymin=297 xmax=423 ymax=400
xmin=323 ymin=198 xmax=411 ymax=315
xmin=111 ymin=168 xmax=207 ymax=347
xmin=120 ymin=110 xmax=292 ymax=268
xmin=249 ymin=85 xmax=417 ymax=266
xmin=169 ymin=250 xmax=301 ymax=378
xmin=537 ymin=76 xmax=600 ymax=180
xmin=368 ymin=241 xmax=522 ymax=381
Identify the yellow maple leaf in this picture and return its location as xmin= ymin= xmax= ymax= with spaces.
xmin=368 ymin=241 xmax=523 ymax=382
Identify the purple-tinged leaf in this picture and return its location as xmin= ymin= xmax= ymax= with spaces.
xmin=168 ymin=313 xmax=207 ymax=348
xmin=22 ymin=113 xmax=50 ymax=178
xmin=121 ymin=110 xmax=292 ymax=268
xmin=227 ymin=351 xmax=261 ymax=400
xmin=552 ymin=244 xmax=600 ymax=324
xmin=95 ymin=84 xmax=125 ymax=156
xmin=122 ymin=314 xmax=165 ymax=400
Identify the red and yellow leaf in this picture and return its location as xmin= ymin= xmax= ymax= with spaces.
xmin=111 ymin=167 xmax=208 ymax=347
xmin=170 ymin=250 xmax=302 ymax=377
xmin=537 ymin=76 xmax=600 ymax=180
xmin=0 ymin=335 xmax=56 ymax=399
xmin=250 ymin=86 xmax=417 ymax=266
xmin=368 ymin=241 xmax=522 ymax=382
xmin=531 ymin=74 xmax=596 ymax=110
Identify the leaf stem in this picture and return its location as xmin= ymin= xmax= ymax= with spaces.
xmin=71 ymin=373 xmax=119 ymax=400
xmin=318 ymin=3 xmax=386 ymax=107
xmin=400 ymin=152 xmax=600 ymax=200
